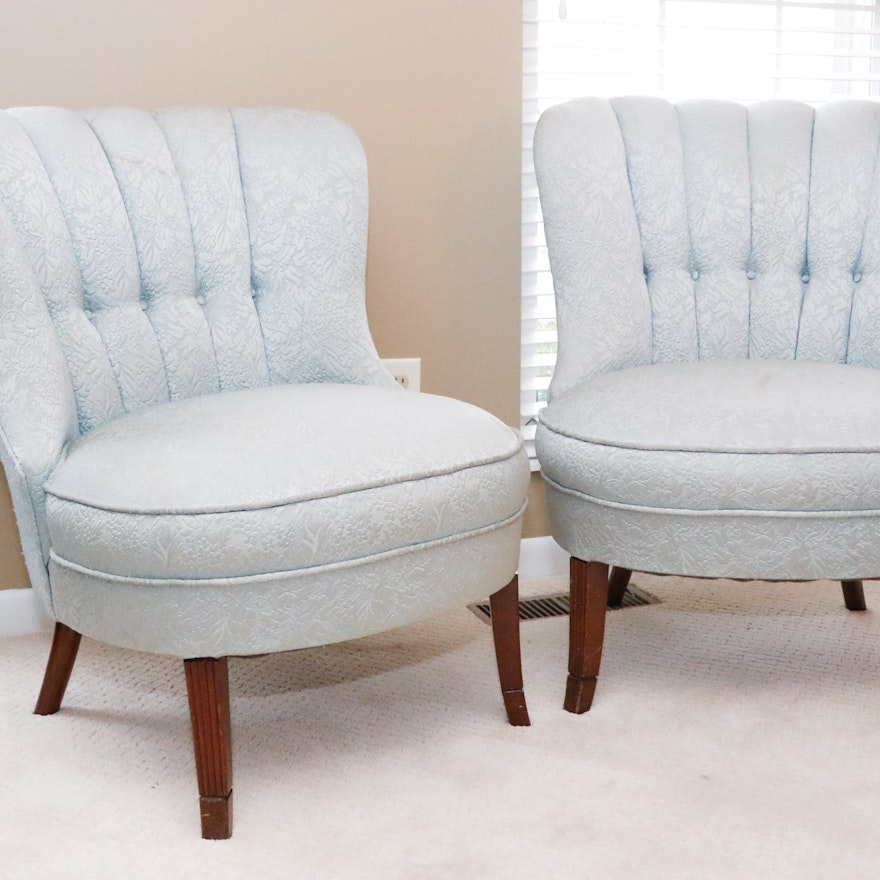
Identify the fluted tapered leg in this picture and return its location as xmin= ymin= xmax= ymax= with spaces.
xmin=184 ymin=657 xmax=233 ymax=840
xmin=34 ymin=623 xmax=82 ymax=716
xmin=841 ymin=580 xmax=867 ymax=611
xmin=489 ymin=575 xmax=530 ymax=726
xmin=565 ymin=558 xmax=609 ymax=714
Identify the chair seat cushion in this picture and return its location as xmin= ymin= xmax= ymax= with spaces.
xmin=45 ymin=384 xmax=527 ymax=581
xmin=537 ymin=359 xmax=880 ymax=513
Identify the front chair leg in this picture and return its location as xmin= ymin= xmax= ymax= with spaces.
xmin=35 ymin=622 xmax=82 ymax=715
xmin=841 ymin=580 xmax=867 ymax=612
xmin=184 ymin=657 xmax=233 ymax=839
xmin=488 ymin=575 xmax=530 ymax=726
xmin=565 ymin=558 xmax=609 ymax=714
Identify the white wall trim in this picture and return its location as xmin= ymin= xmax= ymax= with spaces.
xmin=0 ymin=588 xmax=53 ymax=637
xmin=518 ymin=535 xmax=568 ymax=580
xmin=0 ymin=536 xmax=568 ymax=639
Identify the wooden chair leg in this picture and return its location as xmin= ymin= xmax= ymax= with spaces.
xmin=184 ymin=657 xmax=233 ymax=840
xmin=607 ymin=566 xmax=632 ymax=607
xmin=489 ymin=575 xmax=530 ymax=726
xmin=34 ymin=622 xmax=82 ymax=716
xmin=565 ymin=558 xmax=609 ymax=714
xmin=841 ymin=580 xmax=867 ymax=612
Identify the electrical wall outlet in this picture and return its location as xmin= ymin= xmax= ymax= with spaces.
xmin=381 ymin=358 xmax=421 ymax=392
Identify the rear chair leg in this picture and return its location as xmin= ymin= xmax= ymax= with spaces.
xmin=184 ymin=657 xmax=233 ymax=839
xmin=841 ymin=580 xmax=867 ymax=612
xmin=488 ymin=575 xmax=530 ymax=726
xmin=565 ymin=558 xmax=609 ymax=714
xmin=607 ymin=567 xmax=632 ymax=607
xmin=34 ymin=622 xmax=82 ymax=715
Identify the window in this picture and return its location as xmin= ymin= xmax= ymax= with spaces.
xmin=522 ymin=0 xmax=880 ymax=461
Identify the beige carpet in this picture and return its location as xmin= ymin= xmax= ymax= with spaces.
xmin=1 ymin=574 xmax=879 ymax=879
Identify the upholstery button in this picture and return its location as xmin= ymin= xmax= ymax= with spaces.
xmin=140 ymin=300 xmax=148 ymax=311
xmin=83 ymin=308 xmax=93 ymax=319
xmin=251 ymin=287 xmax=258 ymax=298
xmin=801 ymin=273 xmax=810 ymax=284
xmin=196 ymin=295 xmax=206 ymax=306
xmin=690 ymin=269 xmax=700 ymax=281
xmin=746 ymin=270 xmax=756 ymax=280
xmin=854 ymin=272 xmax=863 ymax=283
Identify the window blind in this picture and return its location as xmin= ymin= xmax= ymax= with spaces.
xmin=522 ymin=0 xmax=880 ymax=461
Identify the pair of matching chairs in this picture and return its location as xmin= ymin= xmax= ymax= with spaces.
xmin=1 ymin=98 xmax=877 ymax=838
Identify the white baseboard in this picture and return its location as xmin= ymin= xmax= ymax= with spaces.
xmin=0 ymin=536 xmax=568 ymax=639
xmin=0 ymin=588 xmax=53 ymax=637
xmin=518 ymin=535 xmax=568 ymax=580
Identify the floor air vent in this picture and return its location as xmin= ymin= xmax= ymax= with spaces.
xmin=468 ymin=585 xmax=660 ymax=624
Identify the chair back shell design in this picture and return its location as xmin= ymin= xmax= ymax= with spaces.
xmin=0 ymin=107 xmax=393 ymax=601
xmin=535 ymin=97 xmax=880 ymax=399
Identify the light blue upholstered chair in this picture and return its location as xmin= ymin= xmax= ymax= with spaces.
xmin=0 ymin=107 xmax=530 ymax=837
xmin=534 ymin=96 xmax=880 ymax=713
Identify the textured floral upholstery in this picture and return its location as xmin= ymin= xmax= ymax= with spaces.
xmin=534 ymin=96 xmax=880 ymax=711
xmin=45 ymin=383 xmax=525 ymax=656
xmin=0 ymin=106 xmax=530 ymax=836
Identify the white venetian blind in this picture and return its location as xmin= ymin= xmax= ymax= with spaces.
xmin=522 ymin=0 xmax=880 ymax=459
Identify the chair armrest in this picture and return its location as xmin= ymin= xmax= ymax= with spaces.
xmin=534 ymin=98 xmax=653 ymax=399
xmin=0 ymin=207 xmax=78 ymax=603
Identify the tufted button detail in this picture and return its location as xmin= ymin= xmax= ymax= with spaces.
xmin=251 ymin=287 xmax=258 ymax=298
xmin=854 ymin=272 xmax=863 ymax=283
xmin=83 ymin=308 xmax=93 ymax=320
xmin=690 ymin=269 xmax=700 ymax=281
xmin=140 ymin=300 xmax=148 ymax=311
xmin=196 ymin=295 xmax=206 ymax=306
xmin=746 ymin=270 xmax=756 ymax=280
xmin=801 ymin=273 xmax=810 ymax=284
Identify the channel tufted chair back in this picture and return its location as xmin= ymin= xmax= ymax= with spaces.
xmin=1 ymin=107 xmax=530 ymax=838
xmin=534 ymin=96 xmax=880 ymax=715
xmin=537 ymin=97 xmax=880 ymax=398
xmin=0 ymin=107 xmax=392 ymax=603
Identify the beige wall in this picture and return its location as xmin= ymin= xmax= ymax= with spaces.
xmin=0 ymin=0 xmax=545 ymax=590
xmin=522 ymin=472 xmax=550 ymax=540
